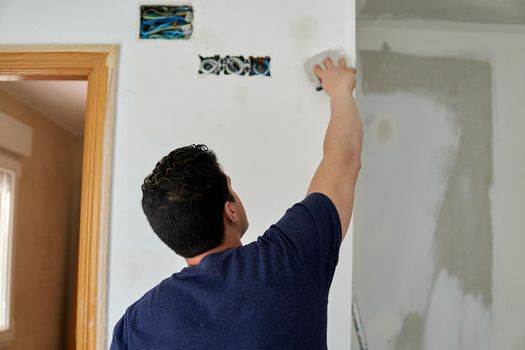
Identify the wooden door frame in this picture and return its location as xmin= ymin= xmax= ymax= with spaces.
xmin=0 ymin=45 xmax=119 ymax=350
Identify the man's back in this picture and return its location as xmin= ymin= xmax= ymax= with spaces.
xmin=111 ymin=193 xmax=341 ymax=349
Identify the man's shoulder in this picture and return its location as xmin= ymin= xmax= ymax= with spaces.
xmin=124 ymin=274 xmax=176 ymax=318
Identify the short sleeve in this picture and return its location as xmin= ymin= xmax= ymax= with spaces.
xmin=262 ymin=192 xmax=342 ymax=294
xmin=110 ymin=314 xmax=128 ymax=350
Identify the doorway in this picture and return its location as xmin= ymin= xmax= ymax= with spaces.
xmin=0 ymin=46 xmax=118 ymax=350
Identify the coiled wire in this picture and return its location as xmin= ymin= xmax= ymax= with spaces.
xmin=140 ymin=6 xmax=193 ymax=40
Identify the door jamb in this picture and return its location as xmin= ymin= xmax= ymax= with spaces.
xmin=0 ymin=45 xmax=119 ymax=350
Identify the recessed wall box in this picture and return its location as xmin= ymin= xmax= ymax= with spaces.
xmin=198 ymin=55 xmax=272 ymax=77
xmin=223 ymin=56 xmax=250 ymax=76
xmin=140 ymin=5 xmax=193 ymax=40
xmin=249 ymin=56 xmax=271 ymax=77
xmin=199 ymin=55 xmax=222 ymax=75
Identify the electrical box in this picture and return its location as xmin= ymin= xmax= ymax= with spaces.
xmin=140 ymin=5 xmax=193 ymax=40
xmin=198 ymin=55 xmax=271 ymax=77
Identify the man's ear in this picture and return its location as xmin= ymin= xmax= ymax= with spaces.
xmin=224 ymin=201 xmax=239 ymax=223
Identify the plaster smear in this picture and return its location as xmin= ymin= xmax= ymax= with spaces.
xmin=354 ymin=92 xmax=460 ymax=349
xmin=355 ymin=49 xmax=493 ymax=349
xmin=358 ymin=0 xmax=525 ymax=24
xmin=424 ymin=269 xmax=490 ymax=350
xmin=393 ymin=312 xmax=425 ymax=350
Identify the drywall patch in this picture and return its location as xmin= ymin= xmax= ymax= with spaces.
xmin=361 ymin=47 xmax=493 ymax=304
xmin=359 ymin=0 xmax=525 ymax=24
xmin=357 ymin=47 xmax=493 ymax=348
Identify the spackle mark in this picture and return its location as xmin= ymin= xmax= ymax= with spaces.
xmin=290 ymin=15 xmax=319 ymax=53
xmin=394 ymin=312 xmax=425 ymax=350
xmin=376 ymin=119 xmax=393 ymax=142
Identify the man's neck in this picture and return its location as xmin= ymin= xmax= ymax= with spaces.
xmin=185 ymin=235 xmax=242 ymax=267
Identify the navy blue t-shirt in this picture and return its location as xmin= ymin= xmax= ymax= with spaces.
xmin=110 ymin=192 xmax=342 ymax=350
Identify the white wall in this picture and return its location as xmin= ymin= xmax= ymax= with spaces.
xmin=0 ymin=0 xmax=356 ymax=348
xmin=354 ymin=20 xmax=525 ymax=350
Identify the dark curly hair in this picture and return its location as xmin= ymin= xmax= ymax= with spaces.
xmin=141 ymin=145 xmax=234 ymax=258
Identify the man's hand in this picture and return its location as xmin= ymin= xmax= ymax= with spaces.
xmin=307 ymin=56 xmax=362 ymax=239
xmin=314 ymin=57 xmax=357 ymax=98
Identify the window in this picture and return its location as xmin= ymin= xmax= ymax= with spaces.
xmin=0 ymin=153 xmax=19 ymax=344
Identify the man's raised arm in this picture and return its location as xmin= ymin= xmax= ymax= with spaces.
xmin=307 ymin=57 xmax=363 ymax=239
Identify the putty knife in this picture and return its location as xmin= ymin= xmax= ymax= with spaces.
xmin=303 ymin=47 xmax=353 ymax=91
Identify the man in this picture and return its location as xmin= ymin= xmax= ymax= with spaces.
xmin=111 ymin=57 xmax=363 ymax=349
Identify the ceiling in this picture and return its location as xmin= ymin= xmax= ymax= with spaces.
xmin=0 ymin=80 xmax=88 ymax=136
xmin=358 ymin=0 xmax=525 ymax=24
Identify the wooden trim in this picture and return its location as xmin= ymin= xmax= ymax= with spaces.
xmin=0 ymin=45 xmax=119 ymax=350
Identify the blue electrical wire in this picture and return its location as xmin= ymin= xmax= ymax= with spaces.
xmin=141 ymin=23 xmax=176 ymax=36
xmin=164 ymin=31 xmax=184 ymax=38
xmin=142 ymin=16 xmax=187 ymax=25
xmin=140 ymin=6 xmax=193 ymax=40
